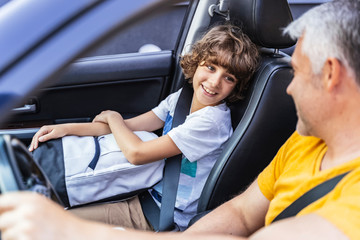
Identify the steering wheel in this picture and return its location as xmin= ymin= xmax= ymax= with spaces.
xmin=0 ymin=135 xmax=64 ymax=240
xmin=0 ymin=134 xmax=62 ymax=203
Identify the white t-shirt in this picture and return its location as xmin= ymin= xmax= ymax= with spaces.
xmin=151 ymin=88 xmax=233 ymax=230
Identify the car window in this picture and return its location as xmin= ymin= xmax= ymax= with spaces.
xmin=84 ymin=2 xmax=188 ymax=57
xmin=283 ymin=0 xmax=332 ymax=56
xmin=288 ymin=0 xmax=331 ymax=19
xmin=0 ymin=1 xmax=188 ymax=57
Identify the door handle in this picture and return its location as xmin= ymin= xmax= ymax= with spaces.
xmin=11 ymin=104 xmax=37 ymax=114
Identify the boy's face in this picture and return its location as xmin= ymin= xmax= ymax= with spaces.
xmin=191 ymin=61 xmax=237 ymax=111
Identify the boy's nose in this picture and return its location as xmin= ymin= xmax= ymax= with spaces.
xmin=209 ymin=75 xmax=221 ymax=88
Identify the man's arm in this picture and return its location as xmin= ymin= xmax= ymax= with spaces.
xmin=0 ymin=191 xmax=349 ymax=240
xmin=0 ymin=192 xmax=245 ymax=240
xmin=0 ymin=180 xmax=267 ymax=240
xmin=187 ymin=180 xmax=269 ymax=237
xmin=249 ymin=214 xmax=348 ymax=240
xmin=186 ymin=179 xmax=348 ymax=240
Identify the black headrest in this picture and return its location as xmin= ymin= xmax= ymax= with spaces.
xmin=229 ymin=0 xmax=295 ymax=49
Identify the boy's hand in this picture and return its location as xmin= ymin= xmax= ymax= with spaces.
xmin=92 ymin=110 xmax=123 ymax=125
xmin=29 ymin=125 xmax=67 ymax=152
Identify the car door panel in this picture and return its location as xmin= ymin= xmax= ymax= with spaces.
xmin=4 ymin=50 xmax=174 ymax=141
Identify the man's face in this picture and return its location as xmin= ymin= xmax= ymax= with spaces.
xmin=286 ymin=37 xmax=326 ymax=136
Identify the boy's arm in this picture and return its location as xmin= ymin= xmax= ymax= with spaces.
xmin=29 ymin=109 xmax=164 ymax=152
xmin=29 ymin=122 xmax=111 ymax=151
xmin=124 ymin=110 xmax=165 ymax=132
xmin=94 ymin=110 xmax=180 ymax=165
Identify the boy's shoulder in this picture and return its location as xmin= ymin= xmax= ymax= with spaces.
xmin=166 ymin=88 xmax=183 ymax=108
xmin=154 ymin=88 xmax=183 ymax=115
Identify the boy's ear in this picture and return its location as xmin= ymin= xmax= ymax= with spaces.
xmin=323 ymin=57 xmax=342 ymax=91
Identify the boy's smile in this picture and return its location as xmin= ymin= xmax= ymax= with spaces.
xmin=191 ymin=62 xmax=237 ymax=113
xmin=202 ymin=84 xmax=217 ymax=95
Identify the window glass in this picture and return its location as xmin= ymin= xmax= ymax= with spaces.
xmin=84 ymin=3 xmax=188 ymax=57
xmin=283 ymin=0 xmax=331 ymax=55
xmin=288 ymin=0 xmax=331 ymax=19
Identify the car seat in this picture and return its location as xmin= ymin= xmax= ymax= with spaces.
xmin=196 ymin=0 xmax=298 ymax=214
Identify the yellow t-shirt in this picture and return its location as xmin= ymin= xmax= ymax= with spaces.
xmin=258 ymin=131 xmax=360 ymax=239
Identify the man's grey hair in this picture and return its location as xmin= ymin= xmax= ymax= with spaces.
xmin=284 ymin=0 xmax=360 ymax=84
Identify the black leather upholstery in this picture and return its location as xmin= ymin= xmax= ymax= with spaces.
xmin=230 ymin=0 xmax=295 ymax=48
xmin=196 ymin=0 xmax=298 ymax=213
xmin=198 ymin=56 xmax=297 ymax=211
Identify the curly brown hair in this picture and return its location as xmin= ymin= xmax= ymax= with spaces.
xmin=180 ymin=24 xmax=259 ymax=104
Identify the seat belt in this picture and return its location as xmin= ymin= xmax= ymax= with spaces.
xmin=272 ymin=170 xmax=351 ymax=223
xmin=140 ymin=5 xmax=225 ymax=230
xmin=140 ymin=82 xmax=193 ymax=231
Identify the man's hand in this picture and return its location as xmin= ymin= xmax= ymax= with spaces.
xmin=0 ymin=192 xmax=86 ymax=240
xmin=0 ymin=192 xmax=244 ymax=240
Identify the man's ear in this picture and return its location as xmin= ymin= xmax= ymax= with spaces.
xmin=323 ymin=57 xmax=342 ymax=91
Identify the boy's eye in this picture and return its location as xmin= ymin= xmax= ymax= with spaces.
xmin=225 ymin=76 xmax=235 ymax=83
xmin=207 ymin=65 xmax=215 ymax=71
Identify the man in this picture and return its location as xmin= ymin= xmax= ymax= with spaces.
xmin=0 ymin=0 xmax=359 ymax=239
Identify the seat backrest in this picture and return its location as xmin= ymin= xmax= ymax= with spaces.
xmin=197 ymin=0 xmax=298 ymax=212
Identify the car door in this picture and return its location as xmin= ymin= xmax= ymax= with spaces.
xmin=0 ymin=1 xmax=192 ymax=144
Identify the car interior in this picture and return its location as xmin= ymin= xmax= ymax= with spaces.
xmin=0 ymin=0 xmax=309 ymax=232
